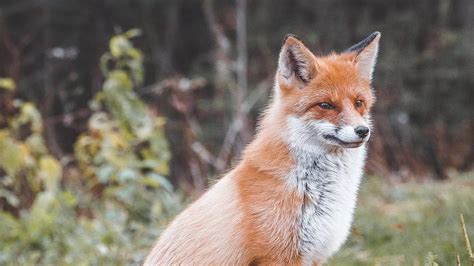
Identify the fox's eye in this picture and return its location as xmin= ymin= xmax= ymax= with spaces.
xmin=355 ymin=100 xmax=364 ymax=108
xmin=318 ymin=102 xmax=335 ymax=110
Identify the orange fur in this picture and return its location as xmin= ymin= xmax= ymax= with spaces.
xmin=144 ymin=33 xmax=379 ymax=265
xmin=279 ymin=52 xmax=374 ymax=125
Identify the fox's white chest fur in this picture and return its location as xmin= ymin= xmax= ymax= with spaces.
xmin=288 ymin=145 xmax=366 ymax=264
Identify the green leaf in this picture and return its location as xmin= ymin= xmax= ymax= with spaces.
xmin=424 ymin=251 xmax=439 ymax=266
xmin=109 ymin=36 xmax=132 ymax=58
xmin=104 ymin=70 xmax=133 ymax=91
xmin=97 ymin=165 xmax=115 ymax=183
xmin=99 ymin=54 xmax=113 ymax=77
xmin=146 ymin=173 xmax=173 ymax=192
xmin=0 ymin=188 xmax=20 ymax=207
xmin=123 ymin=28 xmax=142 ymax=39
xmin=0 ymin=78 xmax=15 ymax=91
xmin=38 ymin=156 xmax=62 ymax=192
xmin=17 ymin=102 xmax=43 ymax=132
xmin=117 ymin=168 xmax=136 ymax=183
xmin=59 ymin=191 xmax=77 ymax=207
xmin=0 ymin=130 xmax=25 ymax=176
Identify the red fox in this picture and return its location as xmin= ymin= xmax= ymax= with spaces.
xmin=144 ymin=32 xmax=380 ymax=265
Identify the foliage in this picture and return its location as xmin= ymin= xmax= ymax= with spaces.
xmin=0 ymin=78 xmax=16 ymax=91
xmin=0 ymin=82 xmax=58 ymax=210
xmin=74 ymin=28 xmax=172 ymax=209
xmin=0 ymin=31 xmax=183 ymax=265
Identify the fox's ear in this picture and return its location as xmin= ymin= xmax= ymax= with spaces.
xmin=346 ymin=31 xmax=381 ymax=81
xmin=278 ymin=35 xmax=317 ymax=88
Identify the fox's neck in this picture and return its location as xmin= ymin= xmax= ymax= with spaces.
xmin=239 ymin=102 xmax=367 ymax=262
xmin=241 ymin=102 xmax=295 ymax=177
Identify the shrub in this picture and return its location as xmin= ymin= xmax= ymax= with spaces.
xmin=0 ymin=30 xmax=182 ymax=265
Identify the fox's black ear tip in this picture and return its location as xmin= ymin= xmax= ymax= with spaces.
xmin=345 ymin=31 xmax=381 ymax=53
xmin=371 ymin=31 xmax=381 ymax=38
xmin=365 ymin=31 xmax=381 ymax=43
xmin=283 ymin=34 xmax=302 ymax=44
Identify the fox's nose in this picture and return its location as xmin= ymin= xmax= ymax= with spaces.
xmin=354 ymin=126 xmax=370 ymax=138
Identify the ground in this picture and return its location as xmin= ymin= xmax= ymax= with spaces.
xmin=330 ymin=172 xmax=474 ymax=265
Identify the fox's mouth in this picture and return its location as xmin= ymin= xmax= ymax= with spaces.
xmin=323 ymin=134 xmax=364 ymax=148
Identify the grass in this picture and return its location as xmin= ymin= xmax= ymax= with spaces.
xmin=330 ymin=173 xmax=474 ymax=265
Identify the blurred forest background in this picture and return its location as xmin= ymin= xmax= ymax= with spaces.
xmin=0 ymin=0 xmax=473 ymax=265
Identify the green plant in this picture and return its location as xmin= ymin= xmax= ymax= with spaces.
xmin=0 ymin=78 xmax=61 ymax=212
xmin=0 ymin=30 xmax=183 ymax=265
xmin=74 ymin=29 xmax=173 ymax=217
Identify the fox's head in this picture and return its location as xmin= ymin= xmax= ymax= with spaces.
xmin=273 ymin=32 xmax=380 ymax=152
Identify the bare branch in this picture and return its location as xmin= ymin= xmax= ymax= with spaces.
xmin=236 ymin=0 xmax=248 ymax=104
xmin=202 ymin=0 xmax=232 ymax=81
xmin=215 ymin=77 xmax=271 ymax=171
xmin=191 ymin=141 xmax=222 ymax=169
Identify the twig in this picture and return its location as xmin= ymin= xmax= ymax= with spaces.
xmin=191 ymin=141 xmax=222 ymax=169
xmin=215 ymin=78 xmax=270 ymax=171
xmin=236 ymin=0 xmax=248 ymax=109
xmin=202 ymin=0 xmax=231 ymax=60
xmin=202 ymin=0 xmax=233 ymax=86
xmin=460 ymin=213 xmax=474 ymax=265
xmin=188 ymin=158 xmax=205 ymax=193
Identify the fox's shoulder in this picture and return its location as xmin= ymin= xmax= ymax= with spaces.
xmin=144 ymin=174 xmax=248 ymax=265
xmin=232 ymin=160 xmax=305 ymax=263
